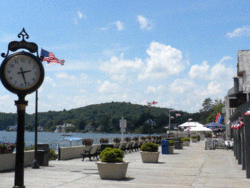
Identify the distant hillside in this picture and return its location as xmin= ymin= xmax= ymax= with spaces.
xmin=1 ymin=102 xmax=201 ymax=133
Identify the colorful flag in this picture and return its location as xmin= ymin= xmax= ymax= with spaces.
xmin=147 ymin=102 xmax=152 ymax=106
xmin=176 ymin=113 xmax=181 ymax=117
xmin=170 ymin=116 xmax=174 ymax=119
xmin=188 ymin=118 xmax=193 ymax=121
xmin=169 ymin=108 xmax=175 ymax=112
xmin=40 ymin=48 xmax=65 ymax=66
xmin=215 ymin=113 xmax=224 ymax=124
xmin=152 ymin=101 xmax=158 ymax=104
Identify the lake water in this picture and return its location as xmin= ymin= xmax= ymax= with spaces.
xmin=0 ymin=131 xmax=149 ymax=150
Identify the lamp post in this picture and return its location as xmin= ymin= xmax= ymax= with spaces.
xmin=119 ymin=117 xmax=127 ymax=143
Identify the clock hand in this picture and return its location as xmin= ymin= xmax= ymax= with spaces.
xmin=18 ymin=68 xmax=27 ymax=85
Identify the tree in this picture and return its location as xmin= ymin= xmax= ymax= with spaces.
xmin=199 ymin=98 xmax=213 ymax=124
xmin=201 ymin=98 xmax=213 ymax=112
xmin=206 ymin=99 xmax=224 ymax=123
xmin=77 ymin=119 xmax=86 ymax=130
xmin=100 ymin=115 xmax=111 ymax=132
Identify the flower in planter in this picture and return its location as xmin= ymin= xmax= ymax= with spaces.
xmin=0 ymin=143 xmax=7 ymax=154
xmin=7 ymin=143 xmax=16 ymax=153
xmin=124 ymin=137 xmax=131 ymax=142
xmin=113 ymin=137 xmax=121 ymax=143
xmin=140 ymin=136 xmax=146 ymax=141
xmin=145 ymin=136 xmax=151 ymax=141
xmin=132 ymin=137 xmax=139 ymax=141
xmin=82 ymin=139 xmax=94 ymax=146
xmin=100 ymin=138 xmax=109 ymax=143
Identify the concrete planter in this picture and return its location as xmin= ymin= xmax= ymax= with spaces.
xmin=192 ymin=138 xmax=198 ymax=143
xmin=0 ymin=151 xmax=34 ymax=172
xmin=96 ymin=161 xmax=129 ymax=180
xmin=168 ymin=146 xmax=174 ymax=154
xmin=140 ymin=151 xmax=160 ymax=163
xmin=183 ymin=141 xmax=190 ymax=146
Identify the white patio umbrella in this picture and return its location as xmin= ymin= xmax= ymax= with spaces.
xmin=189 ymin=126 xmax=212 ymax=132
xmin=178 ymin=122 xmax=204 ymax=128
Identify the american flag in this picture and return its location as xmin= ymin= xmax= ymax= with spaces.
xmin=169 ymin=108 xmax=175 ymax=112
xmin=188 ymin=118 xmax=193 ymax=121
xmin=176 ymin=113 xmax=181 ymax=117
xmin=147 ymin=101 xmax=157 ymax=106
xmin=40 ymin=48 xmax=65 ymax=66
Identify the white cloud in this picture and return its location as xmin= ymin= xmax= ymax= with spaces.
xmin=201 ymin=81 xmax=223 ymax=95
xmin=101 ymin=53 xmax=143 ymax=74
xmin=169 ymin=79 xmax=195 ymax=94
xmin=226 ymin=26 xmax=250 ymax=38
xmin=78 ymin=11 xmax=83 ymax=19
xmin=138 ymin=42 xmax=188 ymax=80
xmin=0 ymin=95 xmax=16 ymax=113
xmin=189 ymin=61 xmax=209 ymax=79
xmin=115 ymin=21 xmax=124 ymax=31
xmin=145 ymin=85 xmax=165 ymax=94
xmin=74 ymin=11 xmax=86 ymax=24
xmin=137 ymin=15 xmax=152 ymax=30
xmin=98 ymin=81 xmax=120 ymax=93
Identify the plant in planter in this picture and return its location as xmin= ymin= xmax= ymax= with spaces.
xmin=99 ymin=138 xmax=109 ymax=143
xmin=0 ymin=143 xmax=7 ymax=154
xmin=140 ymin=136 xmax=146 ymax=141
xmin=145 ymin=136 xmax=151 ymax=142
xmin=191 ymin=135 xmax=198 ymax=142
xmin=124 ymin=137 xmax=131 ymax=142
xmin=113 ymin=137 xmax=121 ymax=143
xmin=205 ymin=132 xmax=212 ymax=138
xmin=140 ymin=142 xmax=160 ymax=163
xmin=132 ymin=137 xmax=139 ymax=142
xmin=7 ymin=143 xmax=16 ymax=153
xmin=96 ymin=148 xmax=129 ymax=180
xmin=181 ymin=138 xmax=190 ymax=146
xmin=82 ymin=139 xmax=94 ymax=146
xmin=168 ymin=140 xmax=175 ymax=154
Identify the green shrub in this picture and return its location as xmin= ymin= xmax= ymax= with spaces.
xmin=141 ymin=142 xmax=158 ymax=152
xmin=191 ymin=135 xmax=198 ymax=139
xmin=181 ymin=138 xmax=190 ymax=142
xmin=25 ymin=145 xmax=35 ymax=150
xmin=49 ymin=148 xmax=57 ymax=160
xmin=100 ymin=148 xmax=124 ymax=162
xmin=169 ymin=140 xmax=175 ymax=146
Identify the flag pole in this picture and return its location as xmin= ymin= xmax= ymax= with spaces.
xmin=169 ymin=109 xmax=170 ymax=135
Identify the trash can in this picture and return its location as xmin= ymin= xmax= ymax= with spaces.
xmin=197 ymin=135 xmax=200 ymax=141
xmin=36 ymin=144 xmax=50 ymax=166
xmin=161 ymin=140 xmax=169 ymax=154
xmin=174 ymin=138 xmax=183 ymax=149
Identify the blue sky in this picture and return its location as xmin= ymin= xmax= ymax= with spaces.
xmin=0 ymin=0 xmax=249 ymax=114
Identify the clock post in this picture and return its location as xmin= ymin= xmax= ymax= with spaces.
xmin=0 ymin=28 xmax=44 ymax=188
xmin=14 ymin=94 xmax=28 ymax=188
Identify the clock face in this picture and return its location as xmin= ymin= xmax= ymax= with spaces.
xmin=4 ymin=55 xmax=40 ymax=90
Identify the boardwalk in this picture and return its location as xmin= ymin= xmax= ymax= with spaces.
xmin=1 ymin=140 xmax=250 ymax=188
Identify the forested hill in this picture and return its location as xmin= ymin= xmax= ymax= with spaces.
xmin=0 ymin=102 xmax=201 ymax=133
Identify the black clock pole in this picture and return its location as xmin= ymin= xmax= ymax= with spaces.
xmin=14 ymin=94 xmax=28 ymax=188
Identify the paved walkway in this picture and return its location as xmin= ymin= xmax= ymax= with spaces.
xmin=1 ymin=141 xmax=250 ymax=188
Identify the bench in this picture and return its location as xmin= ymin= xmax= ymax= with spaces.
xmin=81 ymin=145 xmax=101 ymax=161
